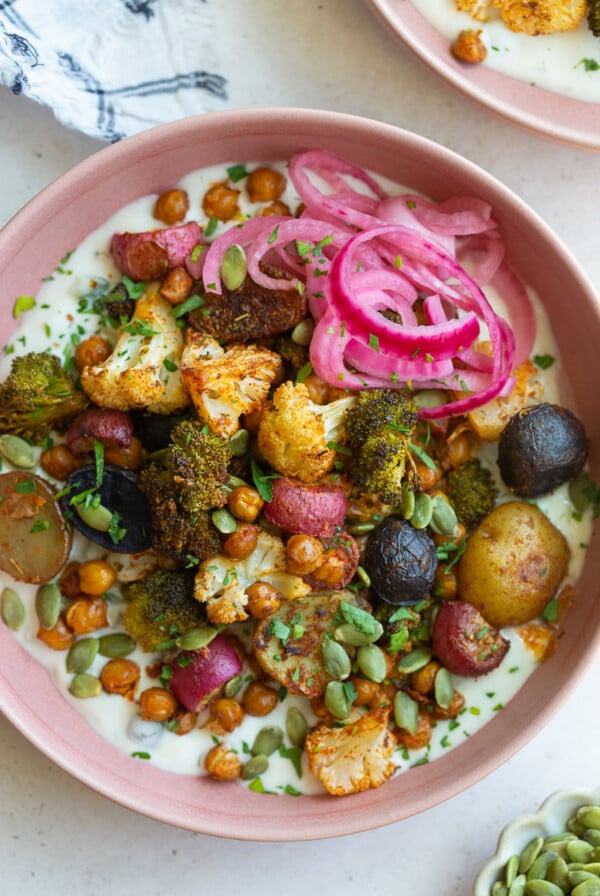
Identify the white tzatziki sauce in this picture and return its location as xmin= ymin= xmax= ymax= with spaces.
xmin=411 ymin=0 xmax=600 ymax=102
xmin=0 ymin=161 xmax=594 ymax=797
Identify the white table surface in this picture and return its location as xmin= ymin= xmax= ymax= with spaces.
xmin=1 ymin=2 xmax=599 ymax=893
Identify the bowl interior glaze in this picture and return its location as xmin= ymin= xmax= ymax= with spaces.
xmin=1 ymin=108 xmax=599 ymax=840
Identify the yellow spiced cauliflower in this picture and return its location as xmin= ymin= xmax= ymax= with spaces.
xmin=257 ymin=381 xmax=357 ymax=484
xmin=193 ymin=530 xmax=311 ymax=624
xmin=79 ymin=282 xmax=190 ymax=414
xmin=180 ymin=332 xmax=283 ymax=437
xmin=305 ymin=706 xmax=398 ymax=796
xmin=455 ymin=0 xmax=586 ymax=33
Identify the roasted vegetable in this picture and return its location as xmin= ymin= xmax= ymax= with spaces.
xmin=458 ymin=501 xmax=570 ymax=627
xmin=0 ymin=351 xmax=89 ymax=441
xmin=264 ymin=477 xmax=347 ymax=537
xmin=497 ymin=403 xmax=588 ymax=498
xmin=110 ymin=221 xmax=203 ymax=281
xmin=445 ymin=458 xmax=498 ymax=530
xmin=431 ymin=600 xmax=509 ymax=677
xmin=589 ymin=0 xmax=600 ymax=36
xmin=364 ymin=516 xmax=438 ymax=606
xmin=345 ymin=388 xmax=421 ymax=506
xmin=122 ymin=567 xmax=205 ymax=651
xmin=169 ymin=634 xmax=243 ymax=712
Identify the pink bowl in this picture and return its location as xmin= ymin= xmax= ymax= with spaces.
xmin=365 ymin=0 xmax=600 ymax=151
xmin=1 ymin=108 xmax=599 ymax=840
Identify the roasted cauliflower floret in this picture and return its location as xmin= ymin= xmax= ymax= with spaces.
xmin=79 ymin=281 xmax=190 ymax=414
xmin=257 ymin=381 xmax=357 ymax=484
xmin=304 ymin=706 xmax=397 ymax=796
xmin=180 ymin=332 xmax=283 ymax=437
xmin=193 ymin=530 xmax=311 ymax=624
xmin=455 ymin=0 xmax=585 ymax=33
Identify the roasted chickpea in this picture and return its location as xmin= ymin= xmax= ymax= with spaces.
xmin=415 ymin=459 xmax=442 ymax=492
xmin=36 ymin=614 xmax=75 ymax=650
xmin=59 ymin=561 xmax=83 ymax=599
xmin=431 ymin=690 xmax=466 ymax=720
xmin=74 ymin=334 xmax=112 ymax=372
xmin=153 ymin=188 xmax=190 ymax=225
xmin=209 ymin=697 xmax=245 ymax=733
xmin=227 ymin=486 xmax=264 ymax=522
xmin=100 ymin=658 xmax=140 ymax=698
xmin=159 ymin=266 xmax=194 ymax=305
xmin=351 ymin=676 xmax=385 ymax=710
xmin=170 ymin=709 xmax=198 ymax=736
xmin=77 ymin=559 xmax=116 ymax=596
xmin=285 ymin=534 xmax=324 ymax=576
xmin=241 ymin=681 xmax=279 ymax=717
xmin=302 ymin=373 xmax=330 ymax=405
xmin=202 ymin=181 xmax=240 ymax=222
xmin=138 ymin=686 xmax=178 ymax=722
xmin=444 ymin=429 xmax=479 ymax=469
xmin=246 ymin=167 xmax=286 ymax=203
xmin=260 ymin=200 xmax=291 ymax=217
xmin=103 ymin=436 xmax=145 ymax=471
xmin=204 ymin=742 xmax=242 ymax=781
xmin=432 ymin=520 xmax=467 ymax=548
xmin=395 ymin=709 xmax=432 ymax=750
xmin=223 ymin=523 xmax=260 ymax=560
xmin=433 ymin=565 xmax=458 ymax=600
xmin=308 ymin=548 xmax=348 ymax=587
xmin=451 ymin=29 xmax=487 ymax=64
xmin=40 ymin=444 xmax=82 ymax=480
xmin=310 ymin=695 xmax=333 ymax=720
xmin=246 ymin=582 xmax=283 ymax=619
xmin=410 ymin=660 xmax=441 ymax=697
xmin=65 ymin=596 xmax=109 ymax=634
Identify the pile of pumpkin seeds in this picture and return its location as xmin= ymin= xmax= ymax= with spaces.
xmin=492 ymin=804 xmax=600 ymax=896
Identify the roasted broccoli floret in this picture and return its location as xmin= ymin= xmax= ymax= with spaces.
xmin=139 ymin=419 xmax=231 ymax=564
xmin=588 ymin=0 xmax=600 ymax=36
xmin=345 ymin=389 xmax=421 ymax=506
xmin=444 ymin=457 xmax=498 ymax=530
xmin=122 ymin=567 xmax=207 ymax=651
xmin=0 ymin=351 xmax=89 ymax=441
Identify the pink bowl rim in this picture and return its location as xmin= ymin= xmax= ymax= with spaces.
xmin=1 ymin=106 xmax=599 ymax=840
xmin=365 ymin=0 xmax=600 ymax=151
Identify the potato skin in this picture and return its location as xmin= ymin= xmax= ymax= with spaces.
xmin=457 ymin=501 xmax=570 ymax=627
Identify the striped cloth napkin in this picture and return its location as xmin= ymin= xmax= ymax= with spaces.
xmin=0 ymin=0 xmax=227 ymax=142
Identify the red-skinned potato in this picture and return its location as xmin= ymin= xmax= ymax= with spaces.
xmin=67 ymin=408 xmax=134 ymax=456
xmin=169 ymin=634 xmax=242 ymax=712
xmin=110 ymin=221 xmax=203 ymax=280
xmin=432 ymin=600 xmax=509 ymax=677
xmin=264 ymin=477 xmax=347 ymax=538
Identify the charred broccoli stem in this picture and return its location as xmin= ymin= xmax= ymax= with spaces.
xmin=122 ymin=568 xmax=207 ymax=651
xmin=444 ymin=458 xmax=498 ymax=530
xmin=0 ymin=351 xmax=89 ymax=441
xmin=588 ymin=0 xmax=600 ymax=37
xmin=345 ymin=388 xmax=422 ymax=506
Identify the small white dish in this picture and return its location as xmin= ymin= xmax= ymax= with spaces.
xmin=474 ymin=786 xmax=600 ymax=895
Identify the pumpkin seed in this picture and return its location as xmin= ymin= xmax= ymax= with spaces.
xmin=582 ymin=865 xmax=600 ymax=876
xmin=251 ymin=725 xmax=283 ymax=757
xmin=410 ymin=491 xmax=433 ymax=529
xmin=0 ymin=434 xmax=36 ymax=470
xmin=1 ymin=587 xmax=25 ymax=631
xmin=399 ymin=489 xmax=415 ymax=520
xmin=175 ymin=626 xmax=218 ymax=651
xmin=493 ymin=883 xmax=509 ymax=896
xmin=35 ymin=582 xmax=61 ymax=630
xmin=578 ymin=809 xmax=600 ymax=831
xmin=69 ymin=672 xmax=102 ymax=699
xmin=508 ymin=873 xmax=527 ymax=896
xmin=356 ymin=643 xmax=387 ymax=683
xmin=285 ymin=706 xmax=308 ymax=747
xmin=98 ymin=632 xmax=137 ymax=658
xmin=321 ymin=638 xmax=351 ymax=680
xmin=229 ymin=429 xmax=249 ymax=457
xmin=568 ymin=842 xmax=596 ymax=865
xmin=324 ymin=680 xmax=352 ymax=720
xmin=569 ymin=872 xmax=600 ymax=887
xmin=397 ymin=646 xmax=432 ymax=676
xmin=506 ymin=855 xmax=521 ymax=887
xmin=569 ymin=819 xmax=588 ymax=838
xmin=211 ymin=507 xmax=238 ymax=534
xmin=545 ymin=856 xmax=569 ymax=891
xmin=584 ymin=831 xmax=600 ymax=848
xmin=242 ymin=754 xmax=269 ymax=780
xmin=393 ymin=690 xmax=419 ymax=735
xmin=528 ymin=851 xmax=559 ymax=881
xmin=76 ymin=501 xmax=114 ymax=532
xmin=571 ymin=881 xmax=600 ymax=896
xmin=524 ymin=881 xmax=564 ymax=896
xmin=430 ymin=494 xmax=458 ymax=536
xmin=434 ymin=666 xmax=454 ymax=710
xmin=520 ymin=839 xmax=545 ymax=874
xmin=66 ymin=637 xmax=100 ymax=673
xmin=220 ymin=243 xmax=247 ymax=291
xmin=333 ymin=619 xmax=384 ymax=646
xmin=291 ymin=319 xmax=314 ymax=346
xmin=224 ymin=674 xmax=243 ymax=698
